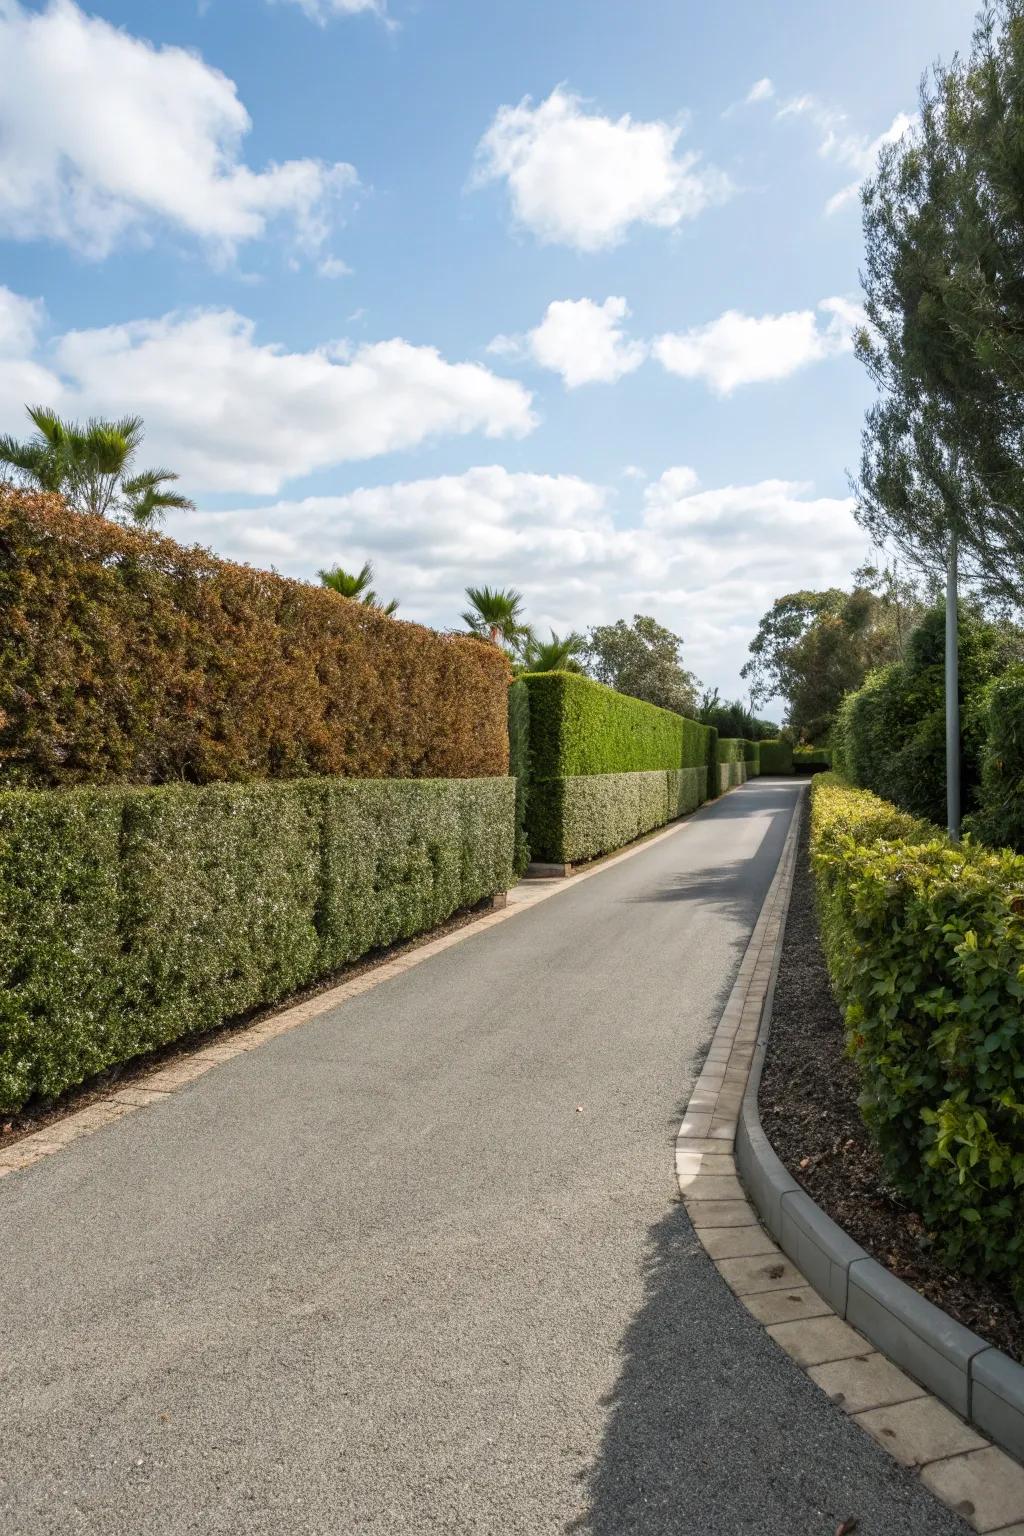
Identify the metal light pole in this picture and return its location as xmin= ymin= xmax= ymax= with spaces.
xmin=946 ymin=530 xmax=961 ymax=842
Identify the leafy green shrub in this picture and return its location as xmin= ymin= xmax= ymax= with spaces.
xmin=718 ymin=737 xmax=760 ymax=788
xmin=0 ymin=491 xmax=510 ymax=787
xmin=0 ymin=775 xmax=515 ymax=1111
xmin=810 ymin=774 xmax=1024 ymax=1302
xmin=838 ymin=604 xmax=1010 ymax=822
xmin=793 ymin=747 xmax=832 ymax=773
xmin=529 ymin=768 xmax=707 ymax=864
xmin=759 ymin=739 xmax=794 ymax=774
xmin=966 ymin=666 xmax=1024 ymax=853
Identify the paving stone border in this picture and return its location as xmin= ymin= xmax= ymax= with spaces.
xmin=678 ymin=787 xmax=1024 ymax=1534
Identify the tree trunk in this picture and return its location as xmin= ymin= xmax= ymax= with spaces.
xmin=946 ymin=531 xmax=961 ymax=842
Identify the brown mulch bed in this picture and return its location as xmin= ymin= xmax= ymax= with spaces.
xmin=759 ymin=804 xmax=1024 ymax=1364
xmin=0 ymin=897 xmax=497 ymax=1154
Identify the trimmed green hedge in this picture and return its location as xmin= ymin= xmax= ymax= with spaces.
xmin=508 ymin=679 xmax=531 ymax=876
xmin=811 ymin=774 xmax=1024 ymax=1303
xmin=793 ymin=747 xmax=832 ymax=774
xmin=522 ymin=671 xmax=714 ymax=777
xmin=759 ymin=739 xmax=794 ymax=774
xmin=0 ymin=775 xmax=514 ymax=1111
xmin=521 ymin=672 xmax=717 ymax=862
xmin=529 ymin=767 xmax=708 ymax=864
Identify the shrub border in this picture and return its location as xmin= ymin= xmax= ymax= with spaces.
xmin=733 ymin=796 xmax=1024 ymax=1463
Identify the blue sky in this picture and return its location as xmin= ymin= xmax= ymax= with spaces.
xmin=0 ymin=0 xmax=978 ymax=706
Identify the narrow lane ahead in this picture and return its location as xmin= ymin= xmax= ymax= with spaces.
xmin=0 ymin=780 xmax=968 ymax=1535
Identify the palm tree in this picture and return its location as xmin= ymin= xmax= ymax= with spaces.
xmin=319 ymin=560 xmax=399 ymax=615
xmin=462 ymin=585 xmax=530 ymax=652
xmin=521 ymin=629 xmax=587 ymax=673
xmin=0 ymin=406 xmax=194 ymax=526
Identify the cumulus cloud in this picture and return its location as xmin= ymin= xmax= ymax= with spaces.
xmin=489 ymin=296 xmax=647 ymax=388
xmin=161 ymin=464 xmax=864 ymax=700
xmin=775 ymin=90 xmax=915 ymax=215
xmin=0 ymin=0 xmax=359 ymax=260
xmin=472 ymin=87 xmax=731 ymax=251
xmin=2 ymin=297 xmax=535 ymax=494
xmin=652 ymin=297 xmax=864 ymax=395
xmin=0 ymin=288 xmax=62 ymax=422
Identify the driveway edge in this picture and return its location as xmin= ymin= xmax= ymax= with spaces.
xmin=677 ymin=787 xmax=1024 ymax=1534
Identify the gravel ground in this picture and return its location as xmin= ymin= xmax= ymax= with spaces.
xmin=759 ymin=803 xmax=1024 ymax=1363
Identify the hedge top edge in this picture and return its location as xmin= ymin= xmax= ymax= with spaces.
xmin=0 ymin=491 xmax=511 ymax=788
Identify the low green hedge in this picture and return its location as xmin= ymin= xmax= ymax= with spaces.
xmin=0 ymin=775 xmax=515 ymax=1111
xmin=810 ymin=774 xmax=1024 ymax=1303
xmin=793 ymin=747 xmax=832 ymax=773
xmin=522 ymin=671 xmax=714 ymax=777
xmin=529 ymin=767 xmax=708 ymax=864
xmin=759 ymin=740 xmax=794 ymax=774
xmin=508 ymin=679 xmax=531 ymax=876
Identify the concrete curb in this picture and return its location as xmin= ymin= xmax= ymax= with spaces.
xmin=735 ymin=814 xmax=1024 ymax=1464
xmin=677 ymin=788 xmax=1024 ymax=1533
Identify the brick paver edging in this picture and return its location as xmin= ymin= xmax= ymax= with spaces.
xmin=677 ymin=788 xmax=1024 ymax=1535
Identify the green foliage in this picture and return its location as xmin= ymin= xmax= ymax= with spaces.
xmin=742 ymin=576 xmax=922 ymax=742
xmin=462 ymin=585 xmax=531 ymax=656
xmin=319 ymin=560 xmax=399 ymax=616
xmin=508 ymin=679 xmax=531 ymax=875
xmin=0 ymin=775 xmax=515 ymax=1112
xmin=759 ymin=740 xmax=795 ymax=774
xmin=529 ymin=768 xmax=708 ymax=864
xmin=519 ymin=629 xmax=587 ymax=674
xmin=521 ymin=671 xmax=716 ymax=861
xmin=585 ymin=614 xmax=700 ymax=717
xmin=793 ymin=747 xmax=832 ymax=773
xmin=810 ymin=774 xmax=1024 ymax=1302
xmin=697 ymin=690 xmax=778 ymax=740
xmin=836 ymin=603 xmax=1015 ymax=822
xmin=716 ymin=738 xmax=760 ymax=787
xmin=523 ymin=671 xmax=714 ymax=779
xmin=856 ymin=2 xmax=1024 ymax=605
xmin=0 ymin=491 xmax=511 ymax=787
xmin=0 ymin=406 xmax=193 ymax=526
xmin=966 ymin=666 xmax=1024 ymax=852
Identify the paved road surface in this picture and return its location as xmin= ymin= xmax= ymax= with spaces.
xmin=0 ymin=779 xmax=969 ymax=1535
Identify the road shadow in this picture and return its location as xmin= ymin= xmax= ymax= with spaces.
xmin=568 ymin=1197 xmax=973 ymax=1536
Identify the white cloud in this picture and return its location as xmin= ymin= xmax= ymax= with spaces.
xmin=0 ymin=0 xmax=358 ymax=260
xmin=472 ymin=87 xmax=731 ymax=251
xmin=746 ymin=78 xmax=775 ymax=105
xmin=161 ymin=464 xmax=864 ymax=702
xmin=0 ymin=288 xmax=63 ymax=423
xmin=653 ymin=297 xmax=864 ymax=395
xmin=1 ymin=299 xmax=535 ymax=494
xmin=775 ymin=91 xmax=915 ymax=215
xmin=489 ymin=296 xmax=647 ymax=388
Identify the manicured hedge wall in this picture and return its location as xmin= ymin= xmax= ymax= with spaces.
xmin=793 ymin=747 xmax=832 ymax=774
xmin=529 ymin=767 xmax=708 ymax=864
xmin=508 ymin=679 xmax=531 ymax=875
xmin=0 ymin=492 xmax=510 ymax=787
xmin=521 ymin=672 xmax=717 ymax=861
xmin=811 ymin=774 xmax=1024 ymax=1303
xmin=522 ymin=671 xmax=714 ymax=778
xmin=758 ymin=739 xmax=794 ymax=774
xmin=0 ymin=775 xmax=514 ymax=1111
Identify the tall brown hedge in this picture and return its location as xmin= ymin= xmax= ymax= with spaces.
xmin=0 ymin=492 xmax=510 ymax=786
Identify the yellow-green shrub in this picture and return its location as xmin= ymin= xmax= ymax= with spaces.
xmin=810 ymin=774 xmax=1024 ymax=1301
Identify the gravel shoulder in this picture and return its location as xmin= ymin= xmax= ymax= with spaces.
xmin=759 ymin=804 xmax=1024 ymax=1364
